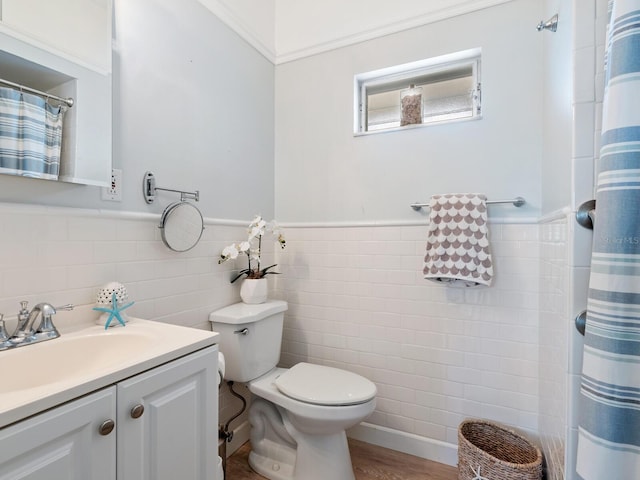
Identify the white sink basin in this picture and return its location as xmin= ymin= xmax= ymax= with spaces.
xmin=0 ymin=332 xmax=154 ymax=393
xmin=0 ymin=318 xmax=218 ymax=428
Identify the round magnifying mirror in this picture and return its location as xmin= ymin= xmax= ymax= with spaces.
xmin=159 ymin=201 xmax=204 ymax=252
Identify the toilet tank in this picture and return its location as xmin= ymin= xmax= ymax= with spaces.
xmin=209 ymin=300 xmax=288 ymax=382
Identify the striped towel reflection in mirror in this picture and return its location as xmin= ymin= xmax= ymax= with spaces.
xmin=0 ymin=86 xmax=66 ymax=180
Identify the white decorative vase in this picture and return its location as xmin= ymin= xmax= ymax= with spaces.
xmin=95 ymin=281 xmax=131 ymax=327
xmin=240 ymin=278 xmax=268 ymax=304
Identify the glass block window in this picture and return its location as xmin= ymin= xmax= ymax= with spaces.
xmin=354 ymin=49 xmax=481 ymax=134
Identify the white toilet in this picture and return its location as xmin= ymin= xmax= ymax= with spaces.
xmin=209 ymin=300 xmax=376 ymax=480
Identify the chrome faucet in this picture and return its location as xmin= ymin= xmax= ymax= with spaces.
xmin=0 ymin=314 xmax=9 ymax=349
xmin=13 ymin=300 xmax=34 ymax=340
xmin=0 ymin=301 xmax=74 ymax=350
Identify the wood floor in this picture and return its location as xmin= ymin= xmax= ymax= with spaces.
xmin=224 ymin=439 xmax=458 ymax=480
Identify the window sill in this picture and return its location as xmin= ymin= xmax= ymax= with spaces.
xmin=353 ymin=114 xmax=482 ymax=137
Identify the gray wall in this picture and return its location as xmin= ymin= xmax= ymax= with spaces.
xmin=275 ymin=0 xmax=544 ymax=223
xmin=0 ymin=0 xmax=276 ymax=221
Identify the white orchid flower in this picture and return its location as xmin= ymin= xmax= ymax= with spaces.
xmin=248 ymin=215 xmax=264 ymax=229
xmin=269 ymin=221 xmax=286 ymax=248
xmin=222 ymin=244 xmax=239 ymax=259
xmin=249 ymin=226 xmax=263 ymax=240
xmin=219 ymin=216 xmax=286 ymax=273
xmin=218 ymin=244 xmax=239 ymax=264
xmin=249 ymin=215 xmax=262 ymax=226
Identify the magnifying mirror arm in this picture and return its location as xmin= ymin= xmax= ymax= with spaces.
xmin=154 ymin=186 xmax=199 ymax=202
xmin=143 ymin=171 xmax=199 ymax=204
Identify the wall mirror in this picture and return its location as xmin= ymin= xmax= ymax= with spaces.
xmin=0 ymin=0 xmax=112 ymax=187
xmin=159 ymin=202 xmax=205 ymax=252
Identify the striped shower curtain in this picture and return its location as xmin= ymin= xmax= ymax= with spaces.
xmin=0 ymin=86 xmax=65 ymax=180
xmin=576 ymin=0 xmax=640 ymax=478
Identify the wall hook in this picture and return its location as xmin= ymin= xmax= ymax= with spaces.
xmin=537 ymin=14 xmax=558 ymax=32
xmin=576 ymin=199 xmax=596 ymax=230
xmin=575 ymin=310 xmax=586 ymax=336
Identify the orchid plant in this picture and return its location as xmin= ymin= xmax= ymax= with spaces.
xmin=218 ymin=215 xmax=286 ymax=283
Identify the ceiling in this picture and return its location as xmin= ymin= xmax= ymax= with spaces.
xmin=197 ymin=0 xmax=516 ymax=64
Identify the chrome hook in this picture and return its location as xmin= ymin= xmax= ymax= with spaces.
xmin=537 ymin=14 xmax=558 ymax=32
xmin=576 ymin=199 xmax=596 ymax=230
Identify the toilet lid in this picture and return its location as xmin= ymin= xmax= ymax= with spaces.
xmin=274 ymin=363 xmax=376 ymax=406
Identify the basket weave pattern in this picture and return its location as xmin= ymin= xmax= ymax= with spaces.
xmin=457 ymin=420 xmax=542 ymax=480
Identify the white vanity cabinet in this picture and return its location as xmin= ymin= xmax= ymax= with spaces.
xmin=117 ymin=346 xmax=218 ymax=480
xmin=0 ymin=387 xmax=116 ymax=480
xmin=0 ymin=346 xmax=218 ymax=480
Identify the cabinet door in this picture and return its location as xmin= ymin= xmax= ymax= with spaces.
xmin=0 ymin=387 xmax=116 ymax=480
xmin=117 ymin=346 xmax=218 ymax=480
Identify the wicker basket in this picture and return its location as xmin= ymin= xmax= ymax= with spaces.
xmin=457 ymin=419 xmax=542 ymax=480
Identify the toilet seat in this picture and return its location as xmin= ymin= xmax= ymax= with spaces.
xmin=274 ymin=363 xmax=376 ymax=406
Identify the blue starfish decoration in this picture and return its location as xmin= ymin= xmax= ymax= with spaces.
xmin=93 ymin=292 xmax=135 ymax=329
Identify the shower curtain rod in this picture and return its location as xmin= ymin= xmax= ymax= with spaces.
xmin=410 ymin=196 xmax=526 ymax=211
xmin=0 ymin=77 xmax=74 ymax=108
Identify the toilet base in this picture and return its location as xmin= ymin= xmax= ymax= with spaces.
xmin=249 ymin=442 xmax=295 ymax=480
xmin=248 ymin=399 xmax=356 ymax=480
xmin=249 ymin=432 xmax=356 ymax=480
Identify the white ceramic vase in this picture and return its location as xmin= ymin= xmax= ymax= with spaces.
xmin=240 ymin=278 xmax=268 ymax=304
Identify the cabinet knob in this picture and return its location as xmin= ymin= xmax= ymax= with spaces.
xmin=99 ymin=419 xmax=115 ymax=436
xmin=130 ymin=404 xmax=145 ymax=419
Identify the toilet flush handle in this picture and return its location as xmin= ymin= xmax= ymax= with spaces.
xmin=234 ymin=328 xmax=249 ymax=335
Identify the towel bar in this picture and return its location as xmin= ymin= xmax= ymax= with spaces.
xmin=410 ymin=196 xmax=525 ymax=211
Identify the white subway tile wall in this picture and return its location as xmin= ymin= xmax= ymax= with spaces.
xmin=0 ymin=202 xmax=579 ymax=477
xmin=0 ymin=207 xmax=254 ymax=332
xmin=273 ymin=223 xmax=543 ymax=446
xmin=0 ymin=206 xmax=268 ymax=439
xmin=561 ymin=0 xmax=607 ymax=478
xmin=0 ymin=204 xmax=282 ymax=450
xmin=539 ymin=218 xmax=570 ymax=480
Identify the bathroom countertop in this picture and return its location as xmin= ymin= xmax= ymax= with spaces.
xmin=0 ymin=318 xmax=219 ymax=429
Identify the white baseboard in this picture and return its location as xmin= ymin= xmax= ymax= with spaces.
xmin=224 ymin=420 xmax=459 ymax=468
xmin=223 ymin=420 xmax=251 ymax=458
xmin=347 ymin=422 xmax=458 ymax=467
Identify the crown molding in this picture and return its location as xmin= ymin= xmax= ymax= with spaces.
xmin=274 ymin=0 xmax=516 ymax=64
xmin=197 ymin=0 xmax=515 ymax=65
xmin=197 ymin=0 xmax=277 ymax=64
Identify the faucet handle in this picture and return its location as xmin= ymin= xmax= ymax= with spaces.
xmin=0 ymin=314 xmax=8 ymax=342
xmin=34 ymin=304 xmax=73 ymax=336
xmin=18 ymin=301 xmax=29 ymax=318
